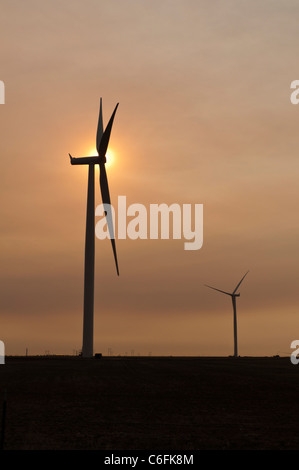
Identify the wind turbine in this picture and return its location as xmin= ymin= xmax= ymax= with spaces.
xmin=69 ymin=98 xmax=119 ymax=358
xmin=205 ymin=271 xmax=249 ymax=357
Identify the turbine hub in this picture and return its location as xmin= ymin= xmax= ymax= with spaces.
xmin=99 ymin=155 xmax=106 ymax=164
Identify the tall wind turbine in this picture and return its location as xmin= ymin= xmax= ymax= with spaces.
xmin=205 ymin=271 xmax=249 ymax=357
xmin=69 ymin=98 xmax=119 ymax=358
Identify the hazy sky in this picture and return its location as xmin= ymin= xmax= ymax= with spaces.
xmin=1 ymin=0 xmax=299 ymax=356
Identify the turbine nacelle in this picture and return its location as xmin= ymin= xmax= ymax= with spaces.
xmin=69 ymin=154 xmax=107 ymax=165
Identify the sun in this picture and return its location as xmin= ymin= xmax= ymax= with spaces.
xmin=87 ymin=147 xmax=115 ymax=168
xmin=105 ymin=149 xmax=115 ymax=168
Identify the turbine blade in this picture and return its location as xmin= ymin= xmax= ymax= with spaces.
xmin=98 ymin=103 xmax=119 ymax=158
xmin=232 ymin=271 xmax=249 ymax=294
xmin=96 ymin=98 xmax=104 ymax=155
xmin=204 ymin=285 xmax=232 ymax=296
xmin=99 ymin=163 xmax=119 ymax=276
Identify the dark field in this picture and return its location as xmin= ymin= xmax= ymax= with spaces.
xmin=0 ymin=356 xmax=299 ymax=450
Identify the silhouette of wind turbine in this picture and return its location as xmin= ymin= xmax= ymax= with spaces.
xmin=205 ymin=271 xmax=249 ymax=357
xmin=69 ymin=98 xmax=119 ymax=358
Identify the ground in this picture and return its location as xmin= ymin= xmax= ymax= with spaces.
xmin=0 ymin=356 xmax=298 ymax=450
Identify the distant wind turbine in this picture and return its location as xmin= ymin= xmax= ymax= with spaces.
xmin=205 ymin=271 xmax=249 ymax=357
xmin=69 ymin=98 xmax=119 ymax=358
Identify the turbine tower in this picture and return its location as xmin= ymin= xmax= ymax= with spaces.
xmin=205 ymin=271 xmax=249 ymax=357
xmin=69 ymin=98 xmax=119 ymax=358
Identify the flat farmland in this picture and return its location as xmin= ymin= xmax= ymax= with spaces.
xmin=0 ymin=356 xmax=298 ymax=450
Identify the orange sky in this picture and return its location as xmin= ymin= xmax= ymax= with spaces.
xmin=0 ymin=1 xmax=299 ymax=356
